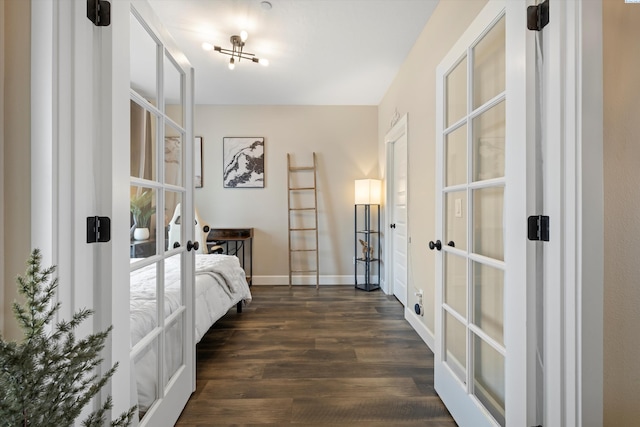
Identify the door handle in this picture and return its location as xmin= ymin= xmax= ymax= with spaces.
xmin=390 ymin=223 xmax=396 ymax=229
xmin=187 ymin=240 xmax=199 ymax=252
xmin=428 ymin=240 xmax=442 ymax=251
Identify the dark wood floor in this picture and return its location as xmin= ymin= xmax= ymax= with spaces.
xmin=175 ymin=285 xmax=456 ymax=426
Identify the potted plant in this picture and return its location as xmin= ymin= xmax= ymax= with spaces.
xmin=130 ymin=190 xmax=155 ymax=240
xmin=0 ymin=249 xmax=136 ymax=426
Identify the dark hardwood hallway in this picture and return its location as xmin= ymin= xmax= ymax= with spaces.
xmin=176 ymin=285 xmax=456 ymax=426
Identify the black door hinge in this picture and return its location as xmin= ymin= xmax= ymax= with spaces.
xmin=528 ymin=215 xmax=549 ymax=242
xmin=87 ymin=216 xmax=111 ymax=243
xmin=87 ymin=0 xmax=111 ymax=27
xmin=527 ymin=0 xmax=549 ymax=31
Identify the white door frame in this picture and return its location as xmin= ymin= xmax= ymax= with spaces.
xmin=384 ymin=113 xmax=408 ymax=300
xmin=31 ymin=0 xmax=133 ymax=419
xmin=543 ymin=1 xmax=604 ymax=425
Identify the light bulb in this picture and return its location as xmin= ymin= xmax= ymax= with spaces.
xmin=258 ymin=58 xmax=269 ymax=66
xmin=240 ymin=30 xmax=248 ymax=42
xmin=202 ymin=42 xmax=213 ymax=51
xmin=228 ymin=57 xmax=235 ymax=70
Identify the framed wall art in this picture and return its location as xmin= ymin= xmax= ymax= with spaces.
xmin=223 ymin=137 xmax=265 ymax=188
xmin=195 ymin=136 xmax=203 ymax=188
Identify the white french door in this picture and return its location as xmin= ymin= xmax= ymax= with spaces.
xmin=128 ymin=2 xmax=195 ymax=425
xmin=434 ymin=1 xmax=535 ymax=426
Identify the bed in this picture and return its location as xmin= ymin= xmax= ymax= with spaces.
xmin=129 ymin=253 xmax=252 ymax=415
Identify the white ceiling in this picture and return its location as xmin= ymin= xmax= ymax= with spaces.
xmin=146 ymin=0 xmax=439 ymax=106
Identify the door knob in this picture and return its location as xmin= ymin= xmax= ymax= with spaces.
xmin=187 ymin=240 xmax=199 ymax=252
xmin=390 ymin=223 xmax=396 ymax=229
xmin=428 ymin=240 xmax=442 ymax=251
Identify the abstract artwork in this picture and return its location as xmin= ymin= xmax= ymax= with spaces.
xmin=223 ymin=137 xmax=265 ymax=188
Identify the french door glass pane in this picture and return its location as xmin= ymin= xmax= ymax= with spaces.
xmin=165 ymin=314 xmax=184 ymax=385
xmin=444 ymin=311 xmax=467 ymax=384
xmin=473 ymin=333 xmax=505 ymax=427
xmin=473 ymin=101 xmax=505 ymax=182
xmin=473 ymin=16 xmax=506 ymax=110
xmin=165 ymin=124 xmax=183 ymax=187
xmin=130 ymin=13 xmax=158 ymax=107
xmin=472 ymin=187 xmax=504 ymax=261
xmin=445 ymin=124 xmax=467 ymax=187
xmin=164 ymin=52 xmax=184 ymax=127
xmin=130 ymin=186 xmax=157 ymax=258
xmin=130 ymin=263 xmax=158 ymax=334
xmin=165 ymin=191 xmax=183 ymax=251
xmin=445 ymin=191 xmax=467 ymax=251
xmin=130 ymin=101 xmax=157 ymax=181
xmin=164 ymin=254 xmax=182 ymax=310
xmin=472 ymin=262 xmax=504 ymax=345
xmin=446 ymin=56 xmax=467 ymax=127
xmin=445 ymin=253 xmax=467 ymax=317
xmin=134 ymin=337 xmax=159 ymax=420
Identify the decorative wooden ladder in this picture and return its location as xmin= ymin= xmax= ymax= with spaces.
xmin=287 ymin=152 xmax=319 ymax=288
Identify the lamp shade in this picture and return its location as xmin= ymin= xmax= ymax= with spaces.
xmin=355 ymin=179 xmax=381 ymax=205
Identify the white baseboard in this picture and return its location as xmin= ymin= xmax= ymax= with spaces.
xmin=405 ymin=307 xmax=435 ymax=353
xmin=252 ymin=275 xmax=355 ymax=286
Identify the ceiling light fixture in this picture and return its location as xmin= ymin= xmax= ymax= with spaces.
xmin=209 ymin=32 xmax=269 ymax=69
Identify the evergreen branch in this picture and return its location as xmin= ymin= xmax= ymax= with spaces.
xmin=0 ymin=249 xmax=136 ymax=426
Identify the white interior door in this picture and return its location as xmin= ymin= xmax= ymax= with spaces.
xmin=386 ymin=115 xmax=408 ymax=306
xmin=128 ymin=2 xmax=195 ymax=425
xmin=433 ymin=1 xmax=535 ymax=425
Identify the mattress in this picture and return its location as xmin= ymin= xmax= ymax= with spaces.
xmin=129 ymin=254 xmax=252 ymax=414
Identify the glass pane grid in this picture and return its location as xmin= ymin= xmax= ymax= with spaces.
xmin=439 ymin=9 xmax=507 ymax=426
xmin=134 ymin=337 xmax=160 ymax=420
xmin=471 ymin=186 xmax=504 ymax=261
xmin=445 ymin=124 xmax=468 ymax=187
xmin=472 ymin=261 xmax=504 ymax=345
xmin=444 ymin=309 xmax=467 ymax=385
xmin=445 ymin=56 xmax=468 ymax=127
xmin=164 ymin=313 xmax=184 ymax=386
xmin=444 ymin=252 xmax=468 ymax=317
xmin=472 ymin=16 xmax=506 ymax=110
xmin=164 ymin=50 xmax=185 ymax=127
xmin=472 ymin=101 xmax=506 ymax=183
xmin=471 ymin=332 xmax=505 ymax=427
xmin=468 ymin=323 xmax=506 ymax=357
xmin=164 ymin=125 xmax=184 ymax=187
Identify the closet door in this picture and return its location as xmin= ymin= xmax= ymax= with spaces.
xmin=129 ymin=3 xmax=195 ymax=425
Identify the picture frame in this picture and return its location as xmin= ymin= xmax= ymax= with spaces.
xmin=223 ymin=137 xmax=265 ymax=188
xmin=195 ymin=136 xmax=203 ymax=188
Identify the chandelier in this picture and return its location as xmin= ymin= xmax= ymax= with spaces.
xmin=203 ymin=31 xmax=269 ymax=70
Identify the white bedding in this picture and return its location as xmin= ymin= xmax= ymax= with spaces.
xmin=130 ymin=254 xmax=252 ymax=414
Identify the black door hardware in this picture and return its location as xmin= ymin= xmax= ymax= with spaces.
xmin=428 ymin=240 xmax=442 ymax=251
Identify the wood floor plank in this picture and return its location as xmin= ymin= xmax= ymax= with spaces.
xmin=291 ymin=397 xmax=454 ymax=423
xmin=177 ymin=398 xmax=292 ymax=424
xmin=198 ymin=377 xmax=422 ymax=399
xmin=175 ymin=285 xmax=456 ymax=426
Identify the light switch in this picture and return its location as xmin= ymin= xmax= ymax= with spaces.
xmin=455 ymin=198 xmax=462 ymax=218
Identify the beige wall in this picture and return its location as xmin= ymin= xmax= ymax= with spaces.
xmin=0 ymin=0 xmax=5 ymax=335
xmin=603 ymin=1 xmax=640 ymax=424
xmin=378 ymin=0 xmax=487 ymax=334
xmin=2 ymin=0 xmax=31 ymax=341
xmin=195 ymin=105 xmax=378 ymax=283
